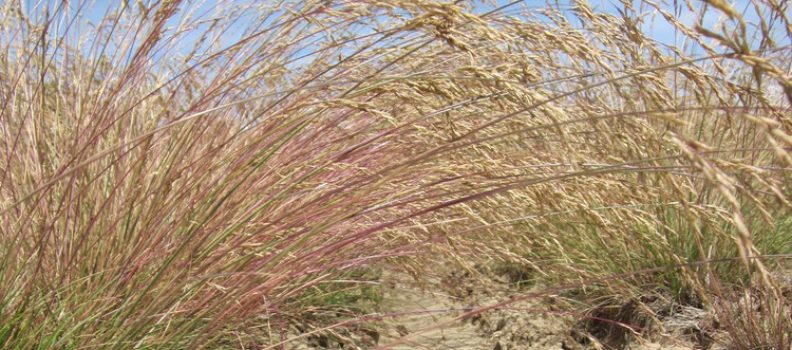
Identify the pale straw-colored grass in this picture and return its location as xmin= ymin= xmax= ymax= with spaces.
xmin=0 ymin=0 xmax=790 ymax=348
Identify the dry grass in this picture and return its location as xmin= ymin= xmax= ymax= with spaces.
xmin=0 ymin=0 xmax=790 ymax=348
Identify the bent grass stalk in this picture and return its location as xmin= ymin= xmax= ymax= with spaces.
xmin=1 ymin=0 xmax=791 ymax=348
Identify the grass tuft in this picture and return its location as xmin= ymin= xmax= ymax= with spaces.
xmin=0 ymin=0 xmax=791 ymax=348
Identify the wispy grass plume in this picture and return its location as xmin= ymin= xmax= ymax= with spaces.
xmin=0 ymin=0 xmax=790 ymax=348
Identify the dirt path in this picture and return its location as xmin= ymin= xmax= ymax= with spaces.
xmin=373 ymin=268 xmax=575 ymax=350
xmin=377 ymin=282 xmax=487 ymax=349
xmin=285 ymin=265 xmax=707 ymax=350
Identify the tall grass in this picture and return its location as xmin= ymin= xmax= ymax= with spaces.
xmin=0 ymin=0 xmax=790 ymax=348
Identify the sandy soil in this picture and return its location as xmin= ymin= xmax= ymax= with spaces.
xmin=385 ymin=271 xmax=572 ymax=350
xmin=376 ymin=282 xmax=488 ymax=349
xmin=284 ymin=264 xmax=722 ymax=350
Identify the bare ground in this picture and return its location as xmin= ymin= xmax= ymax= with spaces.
xmin=284 ymin=263 xmax=726 ymax=350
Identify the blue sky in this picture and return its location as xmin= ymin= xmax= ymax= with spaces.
xmin=29 ymin=0 xmax=778 ymax=68
xmin=86 ymin=0 xmax=773 ymax=46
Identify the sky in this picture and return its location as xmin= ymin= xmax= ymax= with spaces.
xmin=69 ymin=0 xmax=769 ymax=45
xmin=20 ymin=0 xmax=781 ymax=73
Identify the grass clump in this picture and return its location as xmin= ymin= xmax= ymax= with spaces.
xmin=0 ymin=0 xmax=791 ymax=348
